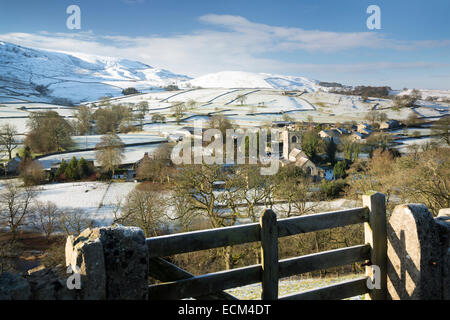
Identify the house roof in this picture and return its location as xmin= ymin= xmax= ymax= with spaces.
xmin=296 ymin=157 xmax=310 ymax=168
xmin=352 ymin=132 xmax=365 ymax=139
xmin=288 ymin=148 xmax=308 ymax=162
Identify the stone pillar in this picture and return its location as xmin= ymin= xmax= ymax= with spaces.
xmin=387 ymin=204 xmax=444 ymax=300
xmin=68 ymin=228 xmax=106 ymax=299
xmin=436 ymin=209 xmax=450 ymax=300
xmin=66 ymin=225 xmax=149 ymax=300
xmin=98 ymin=226 xmax=149 ymax=300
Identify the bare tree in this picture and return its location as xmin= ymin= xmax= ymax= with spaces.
xmin=115 ymin=188 xmax=168 ymax=237
xmin=31 ymin=200 xmax=60 ymax=241
xmin=95 ymin=133 xmax=125 ymax=177
xmin=73 ymin=105 xmax=93 ymax=136
xmin=171 ymin=102 xmax=185 ymax=124
xmin=0 ymin=123 xmax=19 ymax=160
xmin=186 ymin=99 xmax=197 ymax=111
xmin=224 ymin=165 xmax=274 ymax=223
xmin=137 ymin=101 xmax=149 ymax=129
xmin=0 ymin=183 xmax=36 ymax=240
xmin=364 ymin=110 xmax=378 ymax=124
xmin=172 ymin=164 xmax=242 ymax=269
xmin=274 ymin=166 xmax=317 ymax=218
xmin=59 ymin=208 xmax=93 ymax=236
xmin=208 ymin=114 xmax=233 ymax=136
xmin=237 ymin=94 xmax=247 ymax=106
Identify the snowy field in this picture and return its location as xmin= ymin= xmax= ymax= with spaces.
xmin=0 ymin=86 xmax=447 ymax=166
xmin=72 ymin=133 xmax=166 ymax=149
xmin=0 ymin=176 xmax=362 ymax=229
xmin=395 ymin=137 xmax=436 ymax=153
xmin=32 ymin=181 xmax=137 ymax=225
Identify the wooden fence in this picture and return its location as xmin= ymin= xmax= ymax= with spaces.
xmin=146 ymin=192 xmax=387 ymax=300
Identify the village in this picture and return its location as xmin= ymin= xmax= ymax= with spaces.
xmin=0 ymin=1 xmax=449 ymax=301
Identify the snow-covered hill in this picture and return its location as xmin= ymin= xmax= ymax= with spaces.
xmin=183 ymin=71 xmax=321 ymax=92
xmin=4 ymin=41 xmax=446 ymax=106
xmin=0 ymin=41 xmax=191 ymax=104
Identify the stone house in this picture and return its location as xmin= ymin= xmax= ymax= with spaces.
xmin=380 ymin=119 xmax=400 ymax=130
xmin=4 ymin=155 xmax=21 ymax=176
xmin=357 ymin=123 xmax=373 ymax=134
xmin=279 ymin=129 xmax=322 ymax=179
xmin=287 ymin=148 xmax=320 ymax=178
xmin=351 ymin=132 xmax=367 ymax=141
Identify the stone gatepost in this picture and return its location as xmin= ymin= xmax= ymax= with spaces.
xmin=66 ymin=225 xmax=149 ymax=300
xmin=387 ymin=204 xmax=449 ymax=300
xmin=436 ymin=209 xmax=450 ymax=300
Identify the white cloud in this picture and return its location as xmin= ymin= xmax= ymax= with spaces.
xmin=0 ymin=14 xmax=448 ymax=81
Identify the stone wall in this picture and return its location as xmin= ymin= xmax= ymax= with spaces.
xmin=0 ymin=225 xmax=149 ymax=300
xmin=387 ymin=205 xmax=450 ymax=300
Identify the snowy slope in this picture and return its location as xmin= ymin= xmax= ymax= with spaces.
xmin=184 ymin=71 xmax=321 ymax=92
xmin=0 ymin=41 xmax=191 ymax=104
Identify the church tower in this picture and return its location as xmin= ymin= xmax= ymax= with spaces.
xmin=281 ymin=129 xmax=302 ymax=160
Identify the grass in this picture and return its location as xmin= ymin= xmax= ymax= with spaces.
xmin=0 ymin=231 xmax=65 ymax=273
xmin=314 ymin=102 xmax=329 ymax=108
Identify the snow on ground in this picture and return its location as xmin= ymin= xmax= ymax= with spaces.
xmin=186 ymin=71 xmax=273 ymax=89
xmin=32 ymin=181 xmax=137 ymax=225
xmin=225 ymin=274 xmax=364 ymax=300
xmin=185 ymin=71 xmax=320 ymax=92
xmin=164 ymin=88 xmax=233 ymax=104
xmin=72 ymin=133 xmax=166 ymax=149
xmin=0 ymin=103 xmax=77 ymax=134
xmin=390 ymin=128 xmax=431 ymax=136
xmin=0 ymin=105 xmax=29 ymax=117
xmin=396 ymin=88 xmax=450 ymax=101
xmin=0 ymin=41 xmax=190 ymax=103
xmin=414 ymin=105 xmax=447 ymax=118
xmin=396 ymin=137 xmax=436 ymax=153
xmin=0 ymin=117 xmax=29 ymax=134
xmin=37 ymin=143 xmax=163 ymax=169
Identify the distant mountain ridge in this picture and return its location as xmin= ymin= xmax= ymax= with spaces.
xmin=184 ymin=71 xmax=321 ymax=92
xmin=0 ymin=41 xmax=191 ymax=104
xmin=0 ymin=42 xmax=325 ymax=105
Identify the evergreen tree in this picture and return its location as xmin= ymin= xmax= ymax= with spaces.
xmin=22 ymin=146 xmax=32 ymax=162
xmin=65 ymin=157 xmax=79 ymax=180
xmin=325 ymin=138 xmax=337 ymax=165
xmin=77 ymin=157 xmax=90 ymax=179
xmin=301 ymin=129 xmax=321 ymax=160
xmin=56 ymin=159 xmax=68 ymax=180
xmin=333 ymin=161 xmax=348 ymax=179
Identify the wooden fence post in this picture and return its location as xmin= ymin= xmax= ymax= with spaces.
xmin=362 ymin=192 xmax=387 ymax=300
xmin=260 ymin=209 xmax=278 ymax=300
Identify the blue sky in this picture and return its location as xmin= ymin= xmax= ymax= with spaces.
xmin=0 ymin=0 xmax=449 ymax=89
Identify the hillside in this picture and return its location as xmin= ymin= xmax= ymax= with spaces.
xmin=1 ymin=41 xmax=449 ymax=106
xmin=184 ymin=70 xmax=321 ymax=91
xmin=0 ymin=41 xmax=191 ymax=104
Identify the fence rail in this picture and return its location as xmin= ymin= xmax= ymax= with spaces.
xmin=146 ymin=192 xmax=387 ymax=300
xmin=146 ymin=207 xmax=369 ymax=258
